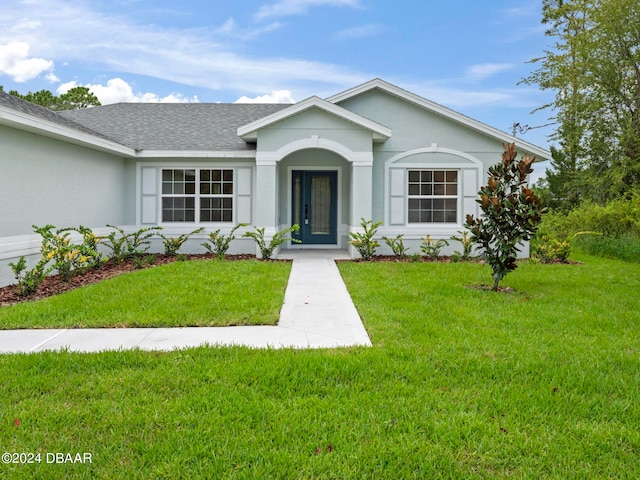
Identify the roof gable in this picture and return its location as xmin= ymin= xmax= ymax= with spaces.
xmin=237 ymin=96 xmax=391 ymax=142
xmin=327 ymin=78 xmax=551 ymax=161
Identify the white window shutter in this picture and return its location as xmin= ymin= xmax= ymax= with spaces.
xmin=236 ymin=167 xmax=252 ymax=224
xmin=141 ymin=167 xmax=157 ymax=224
xmin=389 ymin=168 xmax=405 ymax=225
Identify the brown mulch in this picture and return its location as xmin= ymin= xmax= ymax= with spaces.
xmin=0 ymin=253 xmax=256 ymax=307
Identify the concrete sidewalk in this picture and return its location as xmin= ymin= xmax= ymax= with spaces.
xmin=0 ymin=250 xmax=372 ymax=353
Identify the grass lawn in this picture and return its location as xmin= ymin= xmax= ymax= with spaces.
xmin=1 ymin=255 xmax=639 ymax=478
xmin=0 ymin=260 xmax=292 ymax=329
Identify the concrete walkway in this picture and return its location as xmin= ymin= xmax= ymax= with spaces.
xmin=0 ymin=250 xmax=372 ymax=353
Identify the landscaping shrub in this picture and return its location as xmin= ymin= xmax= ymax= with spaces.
xmin=381 ymin=234 xmax=409 ymax=258
xmin=103 ymin=225 xmax=162 ymax=263
xmin=244 ymin=224 xmax=300 ymax=260
xmin=420 ymin=235 xmax=449 ymax=260
xmin=160 ymin=227 xmax=204 ymax=256
xmin=202 ymin=224 xmax=248 ymax=259
xmin=348 ymin=218 xmax=382 ymax=261
xmin=449 ymin=230 xmax=475 ymax=260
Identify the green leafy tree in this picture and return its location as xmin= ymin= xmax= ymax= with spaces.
xmin=465 ymin=144 xmax=545 ymax=291
xmin=59 ymin=86 xmax=101 ymax=109
xmin=22 ymin=89 xmax=61 ymax=109
xmin=522 ymin=0 xmax=640 ymax=204
xmin=3 ymin=86 xmax=101 ymax=110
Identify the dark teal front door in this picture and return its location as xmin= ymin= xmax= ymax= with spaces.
xmin=291 ymin=171 xmax=337 ymax=244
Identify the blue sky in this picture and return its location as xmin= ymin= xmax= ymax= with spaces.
xmin=0 ymin=0 xmax=556 ymax=177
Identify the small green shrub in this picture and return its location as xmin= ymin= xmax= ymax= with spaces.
xmin=536 ymin=238 xmax=572 ymax=263
xmin=37 ymin=225 xmax=99 ymax=281
xmin=348 ymin=218 xmax=382 ymax=261
xmin=104 ymin=225 xmax=163 ymax=262
xmin=382 ymin=234 xmax=409 ymax=258
xmin=202 ymin=224 xmax=248 ymax=259
xmin=420 ymin=235 xmax=449 ymax=260
xmin=449 ymin=230 xmax=475 ymax=260
xmin=160 ymin=227 xmax=204 ymax=256
xmin=244 ymin=225 xmax=300 ymax=260
xmin=8 ymin=256 xmax=48 ymax=297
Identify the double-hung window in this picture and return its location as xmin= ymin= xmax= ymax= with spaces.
xmin=161 ymin=168 xmax=234 ymax=223
xmin=407 ymin=170 xmax=458 ymax=223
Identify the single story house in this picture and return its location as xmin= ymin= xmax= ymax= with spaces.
xmin=0 ymin=78 xmax=550 ymax=287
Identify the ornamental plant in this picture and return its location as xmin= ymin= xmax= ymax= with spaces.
xmin=382 ymin=234 xmax=409 ymax=258
xmin=160 ymin=227 xmax=204 ymax=256
xmin=8 ymin=256 xmax=48 ymax=296
xmin=348 ymin=218 xmax=382 ymax=261
xmin=202 ymin=224 xmax=248 ymax=259
xmin=103 ymin=225 xmax=163 ymax=262
xmin=36 ymin=225 xmax=99 ymax=281
xmin=465 ymin=143 xmax=545 ymax=291
xmin=420 ymin=235 xmax=449 ymax=260
xmin=450 ymin=230 xmax=476 ymax=260
xmin=243 ymin=224 xmax=301 ymax=260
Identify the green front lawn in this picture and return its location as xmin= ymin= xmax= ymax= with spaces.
xmin=1 ymin=255 xmax=639 ymax=478
xmin=0 ymin=260 xmax=292 ymax=329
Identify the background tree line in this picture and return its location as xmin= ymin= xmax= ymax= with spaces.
xmin=523 ymin=0 xmax=640 ymax=210
xmin=0 ymin=85 xmax=101 ymax=111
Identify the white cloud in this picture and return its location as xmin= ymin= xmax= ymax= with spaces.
xmin=333 ymin=24 xmax=385 ymax=40
xmin=235 ymin=90 xmax=295 ymax=104
xmin=466 ymin=63 xmax=515 ymax=80
xmin=0 ymin=41 xmax=55 ymax=82
xmin=57 ymin=78 xmax=199 ymax=104
xmin=215 ymin=17 xmax=283 ymax=39
xmin=0 ymin=0 xmax=366 ymax=96
xmin=255 ymin=0 xmax=360 ymax=21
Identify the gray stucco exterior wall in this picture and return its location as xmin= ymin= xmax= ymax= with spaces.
xmin=0 ymin=125 xmax=127 ymax=237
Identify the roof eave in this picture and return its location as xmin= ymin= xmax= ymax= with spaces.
xmin=0 ymin=106 xmax=136 ymax=157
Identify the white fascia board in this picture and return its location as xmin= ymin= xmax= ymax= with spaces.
xmin=237 ymin=96 xmax=392 ymax=141
xmin=0 ymin=105 xmax=136 ymax=157
xmin=327 ymin=78 xmax=552 ymax=161
xmin=135 ymin=150 xmax=257 ymax=159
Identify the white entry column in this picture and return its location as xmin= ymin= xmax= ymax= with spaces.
xmin=348 ymin=155 xmax=374 ymax=257
xmin=254 ymin=154 xmax=278 ymax=257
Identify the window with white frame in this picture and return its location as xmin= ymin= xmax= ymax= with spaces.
xmin=407 ymin=170 xmax=458 ymax=223
xmin=161 ymin=168 xmax=234 ymax=223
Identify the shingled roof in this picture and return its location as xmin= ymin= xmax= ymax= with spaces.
xmin=0 ymin=90 xmax=119 ymax=144
xmin=60 ymin=103 xmax=291 ymax=151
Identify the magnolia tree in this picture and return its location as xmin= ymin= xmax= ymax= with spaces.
xmin=465 ymin=143 xmax=545 ymax=291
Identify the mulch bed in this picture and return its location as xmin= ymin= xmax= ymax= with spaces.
xmin=0 ymin=254 xmax=256 ymax=307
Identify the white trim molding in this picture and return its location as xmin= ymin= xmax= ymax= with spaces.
xmin=237 ymin=96 xmax=392 ymax=142
xmin=256 ymin=136 xmax=373 ymax=166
